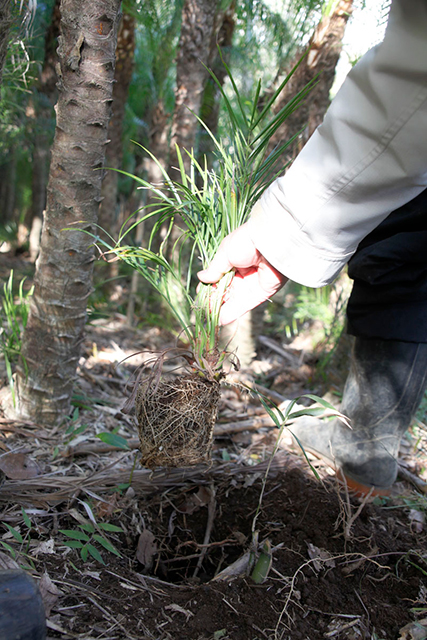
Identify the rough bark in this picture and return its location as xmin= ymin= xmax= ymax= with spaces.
xmin=27 ymin=0 xmax=61 ymax=236
xmin=168 ymin=0 xmax=219 ymax=176
xmin=266 ymin=0 xmax=354 ymax=163
xmin=0 ymin=0 xmax=12 ymax=90
xmin=197 ymin=0 xmax=236 ymax=167
xmin=98 ymin=10 xmax=135 ymax=235
xmin=17 ymin=0 xmax=122 ymax=425
xmin=0 ymin=151 xmax=15 ymax=223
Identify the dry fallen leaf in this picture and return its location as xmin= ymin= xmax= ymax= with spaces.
xmin=32 ymin=539 xmax=55 ymax=556
xmin=39 ymin=571 xmax=63 ymax=618
xmin=0 ymin=550 xmax=19 ymax=570
xmin=212 ymin=552 xmax=252 ymax=581
xmin=165 ymin=603 xmax=194 ymax=621
xmin=0 ymin=452 xmax=41 ymax=479
xmin=399 ymin=618 xmax=427 ymax=640
xmin=408 ymin=509 xmax=425 ymax=533
xmin=307 ymin=543 xmax=336 ymax=572
xmin=179 ymin=486 xmax=212 ymax=514
xmin=136 ymin=529 xmax=157 ymax=570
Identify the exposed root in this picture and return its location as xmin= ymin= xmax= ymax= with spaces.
xmin=136 ymin=372 xmax=221 ymax=468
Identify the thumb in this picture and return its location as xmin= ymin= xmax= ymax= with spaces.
xmin=197 ymin=246 xmax=233 ymax=284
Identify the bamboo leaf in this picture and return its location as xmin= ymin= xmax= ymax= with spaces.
xmin=96 ymin=432 xmax=130 ymax=450
xmin=63 ymin=540 xmax=84 ymax=549
xmin=98 ymin=523 xmax=123 ymax=533
xmin=93 ymin=534 xmax=121 ymax=557
xmin=59 ymin=529 xmax=90 ymax=542
xmin=3 ymin=523 xmax=23 ymax=544
xmin=87 ymin=544 xmax=105 ymax=565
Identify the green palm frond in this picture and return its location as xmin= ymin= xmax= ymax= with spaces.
xmin=91 ymin=56 xmax=312 ymax=373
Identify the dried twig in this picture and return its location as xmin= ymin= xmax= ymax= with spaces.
xmin=0 ymin=454 xmax=291 ymax=505
xmin=193 ymin=483 xmax=216 ymax=578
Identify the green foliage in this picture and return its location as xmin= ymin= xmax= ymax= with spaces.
xmin=124 ymin=0 xmax=184 ymax=156
xmin=59 ymin=502 xmax=122 ymax=565
xmin=0 ymin=222 xmax=19 ymax=245
xmin=415 ymin=390 xmax=427 ymax=426
xmin=96 ymin=431 xmax=130 ymax=450
xmin=227 ymin=0 xmax=322 ymax=104
xmin=0 ymin=0 xmax=56 ymax=223
xmin=0 ymin=508 xmax=36 ymax=570
xmin=64 ymin=407 xmax=89 ymax=444
xmin=0 ymin=270 xmax=34 ymax=403
xmin=85 ymin=56 xmax=314 ymax=376
xmin=265 ymin=279 xmax=349 ymax=358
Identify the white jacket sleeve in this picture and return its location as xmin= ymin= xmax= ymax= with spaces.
xmin=248 ymin=0 xmax=427 ymax=287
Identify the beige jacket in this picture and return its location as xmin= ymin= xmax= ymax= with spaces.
xmin=248 ymin=0 xmax=427 ymax=287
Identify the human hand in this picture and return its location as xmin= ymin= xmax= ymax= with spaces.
xmin=197 ymin=222 xmax=288 ymax=325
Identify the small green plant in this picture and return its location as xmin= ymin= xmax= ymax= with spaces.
xmin=59 ymin=502 xmax=122 ymax=565
xmin=64 ymin=407 xmax=89 ymax=445
xmin=96 ymin=430 xmax=130 ymax=450
xmin=0 ymin=507 xmax=36 ymax=570
xmin=89 ymin=54 xmax=315 ymax=370
xmin=251 ymin=391 xmax=349 ymax=535
xmin=0 ymin=270 xmax=34 ymax=404
xmin=76 ymin=54 xmax=316 ymax=467
xmin=269 ymin=280 xmax=349 ymax=348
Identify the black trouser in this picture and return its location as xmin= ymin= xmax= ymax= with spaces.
xmin=346 ymin=188 xmax=427 ymax=343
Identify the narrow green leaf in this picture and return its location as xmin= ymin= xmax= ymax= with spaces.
xmin=21 ymin=508 xmax=31 ymax=530
xmin=3 ymin=523 xmax=23 ymax=544
xmin=63 ymin=540 xmax=84 ymax=549
xmin=79 ymin=523 xmax=95 ymax=534
xmin=0 ymin=541 xmax=16 ymax=558
xmin=80 ymin=546 xmax=89 ymax=562
xmin=59 ymin=529 xmax=90 ymax=542
xmin=87 ymin=544 xmax=105 ymax=565
xmin=287 ymin=407 xmax=327 ymax=420
xmin=93 ymin=534 xmax=121 ymax=557
xmin=98 ymin=523 xmax=123 ymax=533
xmin=96 ymin=432 xmax=130 ymax=450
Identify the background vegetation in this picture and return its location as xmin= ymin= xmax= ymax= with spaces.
xmin=0 ymin=0 xmax=392 ymax=422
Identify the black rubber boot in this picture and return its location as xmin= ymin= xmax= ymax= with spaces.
xmin=290 ymin=338 xmax=427 ymax=494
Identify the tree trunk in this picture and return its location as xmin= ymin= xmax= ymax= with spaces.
xmin=28 ymin=0 xmax=61 ymax=235
xmin=0 ymin=0 xmax=12 ymax=90
xmin=0 ymin=151 xmax=15 ymax=223
xmin=266 ymin=0 xmax=354 ymax=163
xmin=17 ymin=0 xmax=122 ymax=425
xmin=0 ymin=0 xmax=14 ymax=226
xmin=98 ymin=10 xmax=135 ymax=235
xmin=197 ymin=0 xmax=236 ymax=168
xmin=168 ymin=0 xmax=219 ymax=176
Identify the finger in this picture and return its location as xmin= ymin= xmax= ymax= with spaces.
xmin=197 ymin=246 xmax=233 ymax=284
xmin=219 ymin=263 xmax=287 ymax=325
xmin=218 ymin=271 xmax=269 ymax=325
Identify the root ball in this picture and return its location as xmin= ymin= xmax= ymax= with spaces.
xmin=135 ymin=373 xmax=221 ymax=468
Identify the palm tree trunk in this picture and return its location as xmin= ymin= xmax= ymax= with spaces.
xmin=17 ymin=0 xmax=122 ymax=425
xmin=27 ymin=0 xmax=61 ymax=237
xmin=0 ymin=0 xmax=12 ymax=90
xmin=168 ymin=0 xmax=219 ymax=176
xmin=98 ymin=11 xmax=135 ymax=235
xmin=197 ymin=0 xmax=236 ymax=168
xmin=266 ymin=0 xmax=354 ymax=163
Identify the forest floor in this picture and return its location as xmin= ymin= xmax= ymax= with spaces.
xmin=1 ymin=252 xmax=427 ymax=640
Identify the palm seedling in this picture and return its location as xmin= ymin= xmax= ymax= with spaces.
xmin=90 ymin=56 xmax=315 ymax=468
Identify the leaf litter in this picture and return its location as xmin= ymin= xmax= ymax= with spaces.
xmin=0 ymin=308 xmax=426 ymax=638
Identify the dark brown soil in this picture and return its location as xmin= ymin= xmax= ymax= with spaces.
xmin=33 ymin=462 xmax=426 ymax=640
xmin=1 ymin=252 xmax=427 ymax=640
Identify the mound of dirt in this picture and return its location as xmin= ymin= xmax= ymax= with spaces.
xmin=41 ymin=462 xmax=427 ymax=640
